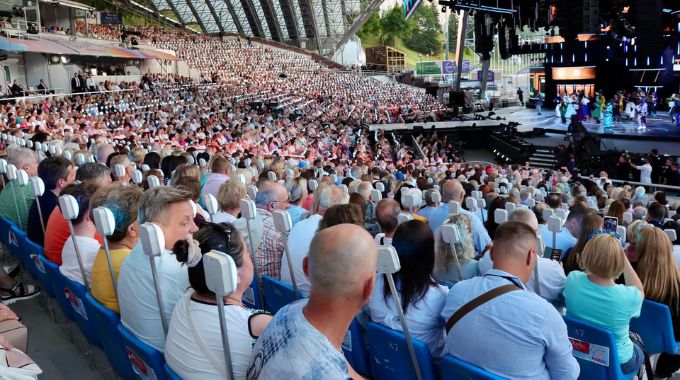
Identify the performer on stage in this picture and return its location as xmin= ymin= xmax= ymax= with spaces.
xmin=602 ymin=101 xmax=614 ymax=129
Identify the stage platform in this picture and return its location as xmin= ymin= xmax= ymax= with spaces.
xmin=370 ymin=107 xmax=680 ymax=141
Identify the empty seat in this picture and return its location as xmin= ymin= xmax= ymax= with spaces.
xmin=366 ymin=321 xmax=436 ymax=380
xmin=629 ymin=299 xmax=680 ymax=355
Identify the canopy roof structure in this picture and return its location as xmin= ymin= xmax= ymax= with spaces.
xmin=138 ymin=0 xmax=382 ymax=55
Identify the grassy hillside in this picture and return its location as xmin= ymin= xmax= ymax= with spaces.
xmin=362 ymin=34 xmax=476 ymax=68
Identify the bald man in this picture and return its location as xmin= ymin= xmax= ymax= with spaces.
xmin=254 ymin=181 xmax=290 ymax=279
xmin=423 ymin=180 xmax=491 ymax=253
xmin=247 ymin=224 xmax=377 ymax=379
xmin=441 ymin=222 xmax=578 ymax=379
xmin=375 ymin=199 xmax=400 ymax=245
xmin=478 ymin=208 xmax=567 ymax=303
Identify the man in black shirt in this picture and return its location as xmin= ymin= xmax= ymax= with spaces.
xmin=26 ymin=157 xmax=76 ymax=245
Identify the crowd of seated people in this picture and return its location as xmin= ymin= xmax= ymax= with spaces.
xmin=0 ymin=29 xmax=678 ymax=380
xmin=0 ymin=125 xmax=678 ymax=378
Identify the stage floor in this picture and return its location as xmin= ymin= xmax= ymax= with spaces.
xmin=495 ymin=107 xmax=680 ymax=140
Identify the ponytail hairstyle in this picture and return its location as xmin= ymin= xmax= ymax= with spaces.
xmin=172 ymin=222 xmax=245 ymax=296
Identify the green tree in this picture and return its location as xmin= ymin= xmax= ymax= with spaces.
xmin=381 ymin=5 xmax=411 ymax=45
xmin=402 ymin=3 xmax=443 ymax=55
xmin=447 ymin=11 xmax=457 ymax=53
xmin=357 ymin=11 xmax=381 ymax=42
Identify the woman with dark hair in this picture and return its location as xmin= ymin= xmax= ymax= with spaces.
xmin=606 ymin=200 xmax=626 ymax=226
xmin=143 ymin=152 xmax=161 ymax=170
xmin=160 ymin=155 xmax=187 ymax=184
xmin=484 ymin=196 xmax=508 ymax=239
xmin=366 ymin=220 xmax=448 ymax=357
xmin=165 ymin=222 xmax=272 ymax=380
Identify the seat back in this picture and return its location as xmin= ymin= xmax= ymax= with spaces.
xmin=563 ymin=316 xmax=634 ymax=380
xmin=60 ymin=276 xmax=101 ymax=347
xmin=630 ymin=300 xmax=679 ymax=355
xmin=439 ymin=354 xmax=507 ymax=379
xmin=164 ymin=363 xmax=182 ymax=380
xmin=262 ymin=275 xmax=298 ymax=314
xmin=83 ymin=292 xmax=135 ymax=380
xmin=342 ymin=318 xmax=371 ymax=377
xmin=40 ymin=254 xmax=76 ymax=321
xmin=9 ymin=225 xmax=30 ymax=269
xmin=242 ymin=275 xmax=261 ymax=310
xmin=0 ymin=216 xmax=17 ymax=247
xmin=30 ymin=249 xmax=54 ymax=298
xmin=366 ymin=322 xmax=436 ymax=380
xmin=19 ymin=234 xmax=46 ymax=281
xmin=117 ymin=324 xmax=167 ymax=380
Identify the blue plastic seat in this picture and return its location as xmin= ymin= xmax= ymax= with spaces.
xmin=18 ymin=234 xmax=46 ymax=282
xmin=29 ymin=250 xmax=54 ymax=298
xmin=164 ymin=362 xmax=182 ymax=380
xmin=9 ymin=225 xmax=30 ymax=270
xmin=630 ymin=299 xmax=680 ymax=355
xmin=0 ymin=216 xmax=18 ymax=247
xmin=439 ymin=354 xmax=507 ymax=379
xmin=262 ymin=275 xmax=299 ymax=313
xmin=83 ymin=292 xmax=135 ymax=380
xmin=342 ymin=318 xmax=371 ymax=377
xmin=40 ymin=254 xmax=76 ymax=321
xmin=118 ymin=324 xmax=168 ymax=380
xmin=242 ymin=275 xmax=262 ymax=310
xmin=58 ymin=275 xmax=101 ymax=347
xmin=366 ymin=321 xmax=436 ymax=380
xmin=563 ymin=316 xmax=636 ymax=380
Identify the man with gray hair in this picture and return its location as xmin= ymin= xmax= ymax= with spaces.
xmin=95 ymin=143 xmax=115 ymax=165
xmin=632 ymin=206 xmax=647 ymax=221
xmin=281 ymin=185 xmax=349 ymax=296
xmin=478 ymin=208 xmax=566 ymax=304
xmin=248 ymin=224 xmax=377 ymax=379
xmin=117 ymin=186 xmax=198 ymax=352
xmin=109 ymin=154 xmax=133 ymax=185
xmin=76 ymin=162 xmax=112 ymax=188
xmin=0 ymin=148 xmax=38 ymax=229
xmin=255 ymin=181 xmax=290 ymax=279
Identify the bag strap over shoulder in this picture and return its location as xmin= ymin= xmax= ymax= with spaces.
xmin=445 ymin=284 xmax=521 ymax=334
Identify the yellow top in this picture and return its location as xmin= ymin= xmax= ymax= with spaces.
xmin=412 ymin=212 xmax=428 ymax=223
xmin=91 ymin=247 xmax=131 ymax=313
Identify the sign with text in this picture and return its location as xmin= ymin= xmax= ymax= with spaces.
xmin=477 ymin=70 xmax=495 ymax=82
xmin=100 ymin=12 xmax=123 ymax=25
xmin=442 ymin=60 xmax=456 ymax=74
xmin=416 ymin=61 xmax=441 ymax=75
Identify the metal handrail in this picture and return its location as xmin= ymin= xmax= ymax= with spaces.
xmin=577 ymin=175 xmax=680 ymax=192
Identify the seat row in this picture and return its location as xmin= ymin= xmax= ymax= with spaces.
xmin=0 ymin=215 xmax=677 ymax=380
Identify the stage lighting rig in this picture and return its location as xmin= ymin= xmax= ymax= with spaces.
xmin=438 ymin=0 xmax=517 ymax=15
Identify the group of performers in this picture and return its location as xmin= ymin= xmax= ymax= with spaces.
xmin=553 ymin=89 xmax=674 ymax=130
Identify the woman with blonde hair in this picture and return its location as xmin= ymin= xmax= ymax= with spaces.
xmin=433 ymin=214 xmax=478 ymax=284
xmin=563 ymin=212 xmax=603 ymax=275
xmin=285 ymin=177 xmax=307 ymax=226
xmin=563 ymin=232 xmax=644 ymax=375
xmin=635 ymin=227 xmax=680 ymax=377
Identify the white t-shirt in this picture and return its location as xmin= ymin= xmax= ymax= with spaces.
xmin=165 ymin=292 xmax=265 ymax=380
xmin=280 ymin=214 xmax=322 ymax=297
xmin=367 ymin=276 xmax=448 ymax=357
xmin=60 ymin=235 xmax=100 ymax=286
xmin=639 ymin=164 xmax=652 ymax=184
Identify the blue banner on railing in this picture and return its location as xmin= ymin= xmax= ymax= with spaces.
xmin=100 ymin=12 xmax=123 ymax=25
